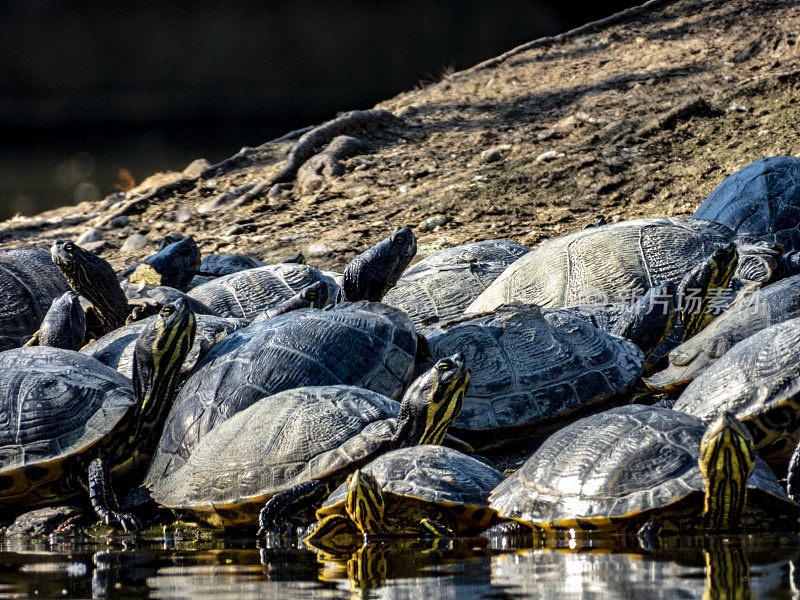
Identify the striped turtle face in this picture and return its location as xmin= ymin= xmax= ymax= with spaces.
xmin=678 ymin=243 xmax=738 ymax=339
xmin=345 ymin=469 xmax=386 ymax=536
xmin=299 ymin=280 xmax=332 ymax=308
xmin=699 ymin=412 xmax=756 ymax=531
xmin=393 ymin=353 xmax=469 ymax=447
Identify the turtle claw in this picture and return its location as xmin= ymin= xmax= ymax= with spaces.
xmin=104 ymin=511 xmax=142 ymax=532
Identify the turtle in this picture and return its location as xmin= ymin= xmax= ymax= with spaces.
xmin=24 ymin=290 xmax=86 ymax=351
xmin=645 ymin=273 xmax=800 ymax=391
xmin=304 ymin=445 xmax=504 ymax=547
xmin=693 ymin=155 xmax=800 ymax=250
xmin=186 ymin=253 xmax=305 ymax=289
xmin=81 ymin=313 xmax=246 ymax=379
xmin=0 ymin=247 xmax=71 ymax=351
xmin=382 ymin=239 xmax=530 ymax=327
xmin=340 ymin=226 xmax=417 ymax=302
xmin=422 ymin=304 xmax=643 ymax=452
xmin=144 ymin=301 xmax=419 ymax=484
xmin=466 ymin=217 xmax=786 ymax=314
xmin=489 ymin=404 xmax=797 ymax=537
xmin=250 ymin=281 xmax=333 ymax=323
xmin=146 ymin=355 xmax=468 ymax=530
xmin=122 ymin=236 xmax=201 ymax=290
xmin=671 ymin=317 xmax=800 ymax=465
xmin=0 ymin=298 xmax=196 ymax=530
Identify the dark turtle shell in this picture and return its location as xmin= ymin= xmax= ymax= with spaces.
xmin=693 ymin=156 xmax=800 ymax=244
xmin=383 ymin=239 xmax=530 ymax=326
xmin=645 ymin=274 xmax=800 ymax=391
xmin=672 ymin=317 xmax=800 ymax=464
xmin=423 ymin=304 xmax=643 ymax=447
xmin=145 ymin=301 xmax=418 ymax=485
xmin=489 ymin=404 xmax=790 ymax=530
xmin=187 ymin=263 xmax=338 ymax=319
xmin=148 ymin=385 xmax=400 ymax=527
xmin=0 ymin=248 xmax=71 ymax=351
xmin=0 ymin=347 xmax=133 ymax=507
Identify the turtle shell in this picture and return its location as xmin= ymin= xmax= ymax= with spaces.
xmin=81 ymin=314 xmax=246 ymax=379
xmin=187 ymin=263 xmax=339 ymax=319
xmin=693 ymin=156 xmax=800 ymax=238
xmin=645 ymin=274 xmax=800 ymax=391
xmin=187 ymin=254 xmax=266 ymax=289
xmin=0 ymin=347 xmax=133 ymax=507
xmin=0 ymin=248 xmax=71 ymax=351
xmin=145 ymin=301 xmax=417 ymax=485
xmin=672 ymin=317 xmax=800 ymax=463
xmin=148 ymin=385 xmax=399 ymax=527
xmin=319 ymin=445 xmax=504 ymax=529
xmin=423 ymin=304 xmax=643 ymax=444
xmin=467 ymin=217 xmax=735 ymax=312
xmin=383 ymin=239 xmax=530 ymax=326
xmin=489 ymin=404 xmax=790 ymax=530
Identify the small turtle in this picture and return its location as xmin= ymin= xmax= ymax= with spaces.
xmin=24 ymin=290 xmax=86 ymax=351
xmin=146 ymin=355 xmax=468 ymax=530
xmin=145 ymin=301 xmax=419 ymax=483
xmin=122 ymin=237 xmax=201 ymax=290
xmin=671 ymin=317 xmax=800 ymax=465
xmin=304 ymin=445 xmax=503 ymax=546
xmin=645 ymin=273 xmax=800 ymax=391
xmin=489 ymin=405 xmax=796 ymax=536
xmin=382 ymin=239 xmax=530 ymax=326
xmin=0 ymin=248 xmax=71 ymax=351
xmin=467 ymin=217 xmax=782 ymax=313
xmin=0 ymin=299 xmax=196 ymax=530
xmin=423 ymin=304 xmax=643 ymax=451
xmin=693 ymin=156 xmax=800 ymax=250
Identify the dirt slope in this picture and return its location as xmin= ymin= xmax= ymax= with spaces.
xmin=2 ymin=0 xmax=799 ymax=271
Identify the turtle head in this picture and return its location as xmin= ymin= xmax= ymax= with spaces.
xmin=126 ymin=236 xmax=200 ymax=290
xmin=300 ymin=280 xmax=332 ymax=309
xmin=132 ymin=298 xmax=197 ymax=432
xmin=51 ymin=239 xmax=129 ymax=332
xmin=39 ymin=290 xmax=87 ymax=351
xmin=677 ymin=243 xmax=738 ymax=339
xmin=341 ymin=227 xmax=417 ymax=302
xmin=699 ymin=412 xmax=756 ymax=531
xmin=392 ymin=353 xmax=468 ymax=448
xmin=345 ymin=469 xmax=386 ymax=536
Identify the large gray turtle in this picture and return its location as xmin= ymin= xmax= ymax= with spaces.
xmin=422 ymin=304 xmax=643 ymax=451
xmin=145 ymin=301 xmax=419 ymax=484
xmin=693 ymin=156 xmax=800 ymax=249
xmin=383 ymin=239 xmax=530 ymax=326
xmin=0 ymin=248 xmax=71 ymax=351
xmin=645 ymin=273 xmax=800 ymax=391
xmin=466 ymin=217 xmax=779 ymax=313
xmin=672 ymin=317 xmax=800 ymax=466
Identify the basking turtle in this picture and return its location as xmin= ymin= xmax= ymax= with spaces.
xmin=0 ymin=299 xmax=196 ymax=530
xmin=671 ymin=317 xmax=800 ymax=465
xmin=467 ymin=217 xmax=781 ymax=313
xmin=341 ymin=226 xmax=417 ymax=302
xmin=693 ymin=156 xmax=800 ymax=249
xmin=304 ymin=445 xmax=503 ymax=546
xmin=122 ymin=236 xmax=201 ymax=290
xmin=645 ymin=274 xmax=800 ymax=391
xmin=383 ymin=239 xmax=530 ymax=326
xmin=423 ymin=304 xmax=643 ymax=451
xmin=147 ymin=355 xmax=468 ymax=529
xmin=81 ymin=313 xmax=245 ymax=379
xmin=489 ymin=405 xmax=796 ymax=535
xmin=0 ymin=248 xmax=71 ymax=351
xmin=145 ymin=301 xmax=419 ymax=483
xmin=24 ymin=290 xmax=86 ymax=351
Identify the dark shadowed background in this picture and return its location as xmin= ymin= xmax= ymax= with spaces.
xmin=0 ymin=1 xmax=642 ymax=220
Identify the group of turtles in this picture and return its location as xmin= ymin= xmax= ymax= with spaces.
xmin=2 ymin=155 xmax=800 ymax=550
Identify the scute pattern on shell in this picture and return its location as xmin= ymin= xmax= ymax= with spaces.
xmin=0 ymin=347 xmax=133 ymax=471
xmin=467 ymin=217 xmax=734 ymax=312
xmin=383 ymin=239 xmax=530 ymax=326
xmin=145 ymin=301 xmax=417 ymax=486
xmin=321 ymin=445 xmax=504 ymax=509
xmin=149 ymin=385 xmax=399 ymax=508
xmin=187 ymin=263 xmax=339 ymax=319
xmin=489 ymin=405 xmax=787 ymax=526
xmin=424 ymin=305 xmax=643 ymax=431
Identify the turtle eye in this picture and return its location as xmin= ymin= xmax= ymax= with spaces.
xmin=391 ymin=233 xmax=406 ymax=245
xmin=64 ymin=242 xmax=75 ymax=254
xmin=161 ymin=306 xmax=174 ymax=316
xmin=436 ymin=359 xmax=452 ymax=371
xmin=306 ymin=291 xmax=318 ymax=300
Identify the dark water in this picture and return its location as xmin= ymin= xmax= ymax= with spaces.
xmin=2 ymin=532 xmax=798 ymax=599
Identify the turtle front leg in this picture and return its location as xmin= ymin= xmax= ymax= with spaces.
xmin=419 ymin=518 xmax=455 ymax=538
xmin=303 ymin=514 xmax=357 ymax=551
xmin=88 ymin=458 xmax=141 ymax=532
xmin=258 ymin=479 xmax=333 ymax=536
